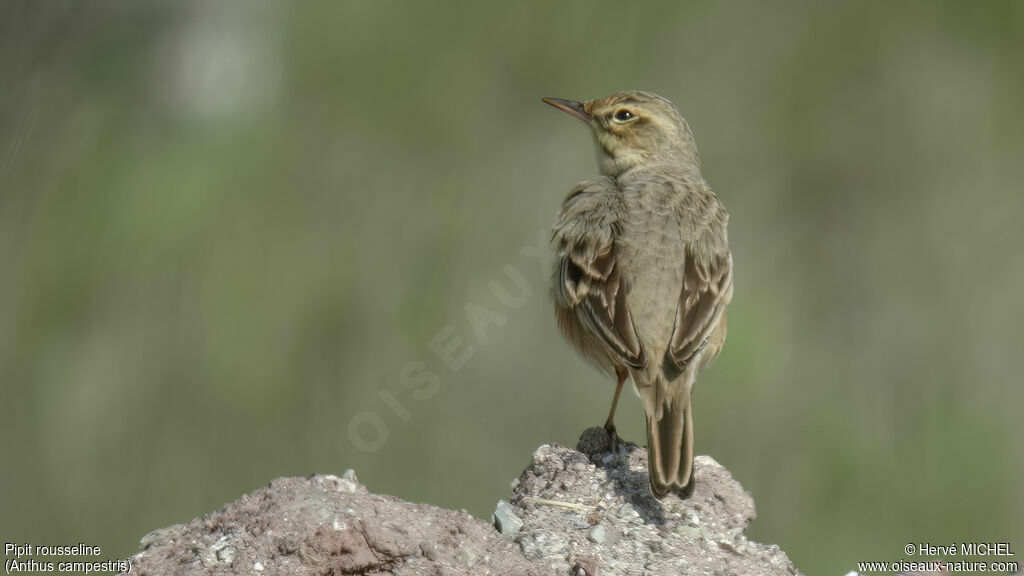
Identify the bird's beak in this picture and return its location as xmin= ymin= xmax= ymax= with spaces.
xmin=542 ymin=97 xmax=591 ymax=124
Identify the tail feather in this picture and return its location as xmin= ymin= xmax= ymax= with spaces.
xmin=646 ymin=393 xmax=694 ymax=499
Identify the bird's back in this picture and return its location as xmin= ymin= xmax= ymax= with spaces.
xmin=615 ymin=167 xmax=728 ymax=382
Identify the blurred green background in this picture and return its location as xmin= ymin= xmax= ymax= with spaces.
xmin=2 ymin=1 xmax=1022 ymax=574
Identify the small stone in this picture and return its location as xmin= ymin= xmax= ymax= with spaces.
xmin=216 ymin=546 xmax=234 ymax=564
xmin=588 ymin=524 xmax=606 ymax=544
xmin=419 ymin=541 xmax=441 ymax=561
xmin=677 ymin=526 xmax=702 ymax=539
xmin=455 ymin=547 xmax=477 ymax=567
xmin=617 ymin=503 xmax=641 ymax=521
xmin=139 ymin=524 xmax=187 ymax=550
xmin=573 ymin=560 xmax=599 ymax=576
xmin=492 ymin=500 xmax=524 ymax=534
xmin=199 ymin=536 xmax=231 ymax=567
xmin=519 ymin=530 xmax=570 ymax=560
xmin=253 ymin=561 xmax=264 ymax=571
xmin=567 ymin=514 xmax=591 ymax=529
xmin=277 ymin=535 xmax=300 ymax=555
xmin=338 ymin=469 xmax=360 ymax=493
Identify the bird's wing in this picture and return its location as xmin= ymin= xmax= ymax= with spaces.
xmin=552 ymin=178 xmax=645 ymax=369
xmin=666 ymin=249 xmax=733 ymax=372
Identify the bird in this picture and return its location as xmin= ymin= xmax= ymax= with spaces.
xmin=543 ymin=91 xmax=733 ymax=499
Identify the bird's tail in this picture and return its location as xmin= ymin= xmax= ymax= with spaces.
xmin=645 ymin=390 xmax=694 ymax=499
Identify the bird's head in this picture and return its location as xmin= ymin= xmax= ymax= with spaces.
xmin=542 ymin=91 xmax=699 ymax=176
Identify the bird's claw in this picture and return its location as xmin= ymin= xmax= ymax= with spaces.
xmin=604 ymin=424 xmax=621 ymax=453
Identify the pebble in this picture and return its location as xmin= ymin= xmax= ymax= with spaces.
xmin=519 ymin=530 xmax=570 ymax=560
xmin=216 ymin=546 xmax=234 ymax=564
xmin=455 ymin=547 xmax=477 ymax=567
xmin=567 ymin=514 xmax=591 ymax=529
xmin=492 ymin=500 xmax=524 ymax=534
xmin=617 ymin=503 xmax=641 ymax=522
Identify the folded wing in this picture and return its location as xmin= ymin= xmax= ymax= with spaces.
xmin=665 ymin=250 xmax=733 ymax=375
xmin=552 ymin=178 xmax=645 ymax=370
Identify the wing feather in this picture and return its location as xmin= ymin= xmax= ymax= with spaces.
xmin=666 ymin=251 xmax=733 ymax=372
xmin=553 ymin=178 xmax=645 ymax=369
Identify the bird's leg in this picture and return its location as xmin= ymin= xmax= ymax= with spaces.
xmin=604 ymin=367 xmax=628 ymax=448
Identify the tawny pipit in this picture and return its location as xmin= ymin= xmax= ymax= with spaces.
xmin=544 ymin=91 xmax=733 ymax=499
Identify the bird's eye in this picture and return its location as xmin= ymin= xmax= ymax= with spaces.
xmin=612 ymin=109 xmax=635 ymax=123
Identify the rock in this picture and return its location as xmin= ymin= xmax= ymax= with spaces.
xmin=506 ymin=427 xmax=802 ymax=576
xmin=492 ymin=499 xmax=524 ymax=534
xmin=119 ymin=430 xmax=802 ymax=575
xmin=120 ymin=472 xmax=542 ymax=575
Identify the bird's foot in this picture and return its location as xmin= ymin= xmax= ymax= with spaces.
xmin=603 ymin=423 xmax=621 ymax=453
